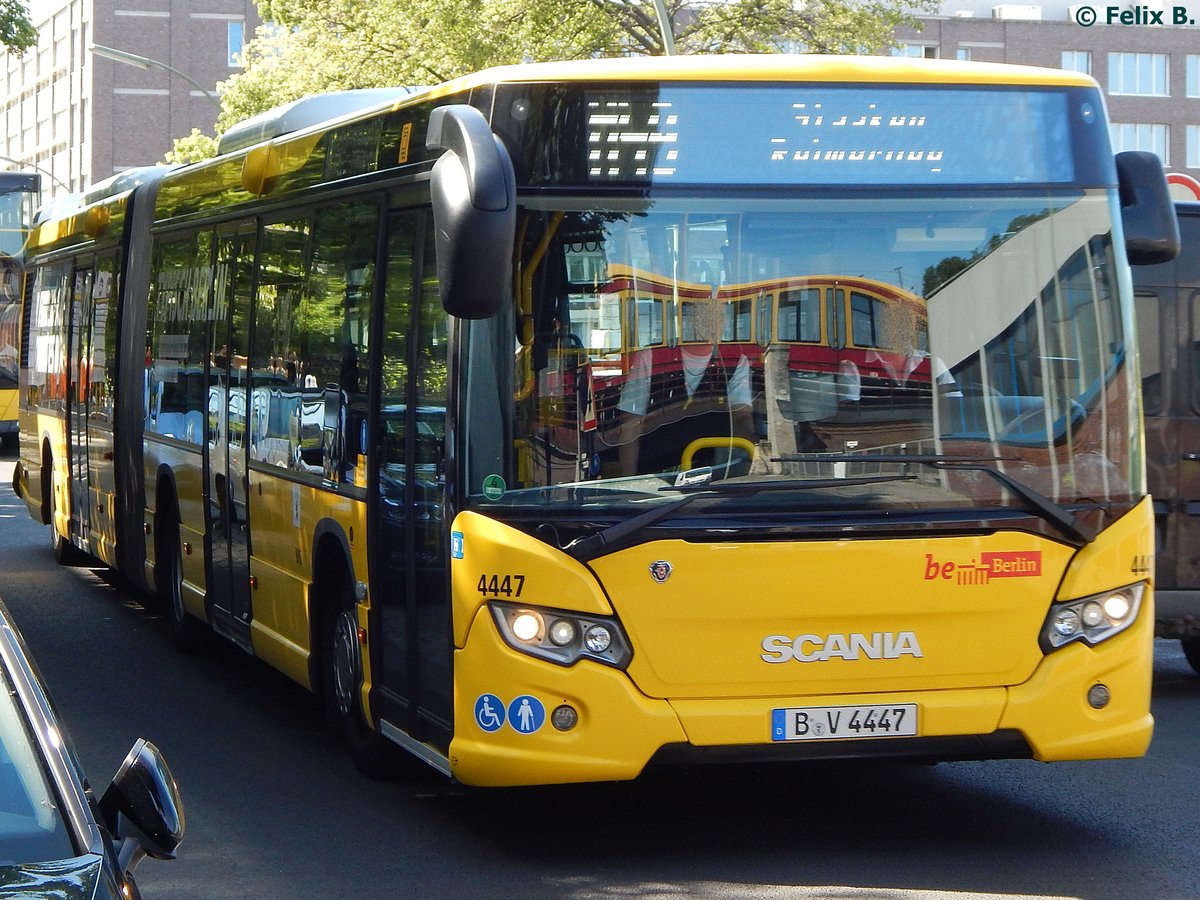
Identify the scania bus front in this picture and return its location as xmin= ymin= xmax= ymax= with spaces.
xmin=442 ymin=59 xmax=1177 ymax=787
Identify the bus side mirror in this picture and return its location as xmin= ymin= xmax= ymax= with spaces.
xmin=1116 ymin=150 xmax=1180 ymax=266
xmin=427 ymin=105 xmax=516 ymax=320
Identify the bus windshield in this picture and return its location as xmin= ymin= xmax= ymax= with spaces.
xmin=464 ymin=189 xmax=1136 ymax=520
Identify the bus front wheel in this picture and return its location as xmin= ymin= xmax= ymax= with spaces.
xmin=322 ymin=583 xmax=405 ymax=780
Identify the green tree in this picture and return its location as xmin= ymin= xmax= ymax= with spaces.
xmin=164 ymin=128 xmax=219 ymax=165
xmin=177 ymin=0 xmax=935 ymax=161
xmin=0 ymin=0 xmax=36 ymax=54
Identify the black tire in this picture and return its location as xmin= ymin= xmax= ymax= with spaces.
xmin=321 ymin=580 xmax=409 ymax=780
xmin=50 ymin=484 xmax=88 ymax=567
xmin=1182 ymin=637 xmax=1200 ymax=676
xmin=159 ymin=521 xmax=208 ymax=654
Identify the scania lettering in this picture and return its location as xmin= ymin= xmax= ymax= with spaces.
xmin=761 ymin=632 xmax=925 ymax=663
xmin=13 ymin=55 xmax=1176 ymax=787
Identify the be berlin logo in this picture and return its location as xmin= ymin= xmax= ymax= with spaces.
xmin=1073 ymin=4 xmax=1196 ymax=25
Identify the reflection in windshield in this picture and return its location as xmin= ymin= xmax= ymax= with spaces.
xmin=0 ymin=667 xmax=73 ymax=864
xmin=466 ymin=192 xmax=1136 ymax=514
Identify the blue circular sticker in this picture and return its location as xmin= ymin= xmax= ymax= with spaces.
xmin=507 ymin=695 xmax=545 ymax=734
xmin=474 ymin=693 xmax=506 ymax=732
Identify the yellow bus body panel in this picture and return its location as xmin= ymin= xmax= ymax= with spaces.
xmin=450 ymin=510 xmax=619 ymax=650
xmin=450 ymin=608 xmax=688 ymax=787
xmin=591 ymin=535 xmax=1075 ymax=699
xmin=448 ymin=502 xmax=1153 ymax=787
xmin=433 ymin=55 xmax=1097 ymax=96
xmin=0 ymin=388 xmax=17 ymax=428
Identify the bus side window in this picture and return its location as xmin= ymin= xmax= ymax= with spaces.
xmin=1191 ymin=292 xmax=1200 ymax=416
xmin=1133 ymin=291 xmax=1164 ymax=416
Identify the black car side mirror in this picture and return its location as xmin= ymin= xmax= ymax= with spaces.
xmin=99 ymin=739 xmax=186 ymax=874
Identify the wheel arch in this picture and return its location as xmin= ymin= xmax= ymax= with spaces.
xmin=307 ymin=519 xmax=356 ymax=693
xmin=151 ymin=464 xmax=181 ymax=587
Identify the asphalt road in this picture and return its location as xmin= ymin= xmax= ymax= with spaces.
xmin=0 ymin=451 xmax=1197 ymax=899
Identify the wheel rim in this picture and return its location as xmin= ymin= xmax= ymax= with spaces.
xmin=332 ymin=611 xmax=361 ymax=718
xmin=169 ymin=544 xmax=186 ymax=625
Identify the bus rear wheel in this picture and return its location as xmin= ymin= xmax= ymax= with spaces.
xmin=159 ymin=521 xmax=207 ymax=654
xmin=1182 ymin=637 xmax=1200 ymax=676
xmin=322 ymin=584 xmax=406 ymax=780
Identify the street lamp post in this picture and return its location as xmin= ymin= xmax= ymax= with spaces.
xmin=0 ymin=154 xmax=72 ymax=193
xmin=651 ymin=0 xmax=677 ymax=55
xmin=89 ymin=43 xmax=221 ymax=109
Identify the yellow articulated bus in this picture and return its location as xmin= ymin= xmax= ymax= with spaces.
xmin=13 ymin=56 xmax=1179 ymax=787
xmin=0 ymin=172 xmax=40 ymax=452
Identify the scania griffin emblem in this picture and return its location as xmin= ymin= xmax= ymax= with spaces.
xmin=649 ymin=560 xmax=673 ymax=583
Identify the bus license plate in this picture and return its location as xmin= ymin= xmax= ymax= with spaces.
xmin=771 ymin=703 xmax=918 ymax=741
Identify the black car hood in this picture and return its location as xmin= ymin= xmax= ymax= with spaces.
xmin=0 ymin=855 xmax=107 ymax=898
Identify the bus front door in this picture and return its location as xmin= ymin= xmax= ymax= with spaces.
xmin=371 ymin=210 xmax=452 ymax=750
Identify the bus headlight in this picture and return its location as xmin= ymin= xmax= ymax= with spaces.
xmin=1040 ymin=582 xmax=1144 ymax=651
xmin=490 ymin=602 xmax=632 ymax=669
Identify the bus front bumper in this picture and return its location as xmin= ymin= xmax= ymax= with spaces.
xmin=449 ymin=610 xmax=1153 ymax=788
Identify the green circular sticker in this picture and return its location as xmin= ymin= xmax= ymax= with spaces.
xmin=481 ymin=474 xmax=506 ymax=501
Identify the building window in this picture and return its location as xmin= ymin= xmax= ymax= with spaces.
xmin=892 ymin=44 xmax=938 ymax=59
xmin=1188 ymin=55 xmax=1200 ymax=98
xmin=1188 ymin=126 xmax=1200 ymax=168
xmin=228 ymin=21 xmax=245 ymax=67
xmin=1110 ymin=123 xmax=1169 ymax=164
xmin=1061 ymin=50 xmax=1090 ymax=74
xmin=1108 ymin=52 xmax=1168 ymax=96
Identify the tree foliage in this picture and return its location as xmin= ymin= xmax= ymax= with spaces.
xmin=0 ymin=0 xmax=37 ymax=55
xmin=164 ymin=128 xmax=220 ymax=165
xmin=177 ymin=0 xmax=936 ymax=161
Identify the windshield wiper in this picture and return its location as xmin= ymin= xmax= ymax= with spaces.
xmin=564 ymin=474 xmax=915 ymax=562
xmin=775 ymin=453 xmax=1096 ymax=545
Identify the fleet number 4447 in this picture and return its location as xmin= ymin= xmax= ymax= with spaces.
xmin=476 ymin=574 xmax=526 ymax=598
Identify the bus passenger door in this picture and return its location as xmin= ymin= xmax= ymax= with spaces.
xmin=206 ymin=225 xmax=255 ymax=636
xmin=85 ymin=253 xmax=119 ymax=558
xmin=372 ymin=210 xmax=452 ymax=748
xmin=66 ymin=264 xmax=93 ymax=545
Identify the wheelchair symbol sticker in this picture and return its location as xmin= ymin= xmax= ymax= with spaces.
xmin=474 ymin=694 xmax=505 ymax=732
xmin=508 ymin=695 xmax=545 ymax=734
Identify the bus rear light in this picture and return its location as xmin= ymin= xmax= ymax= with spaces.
xmin=1041 ymin=582 xmax=1144 ymax=652
xmin=490 ymin=601 xmax=632 ymax=669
